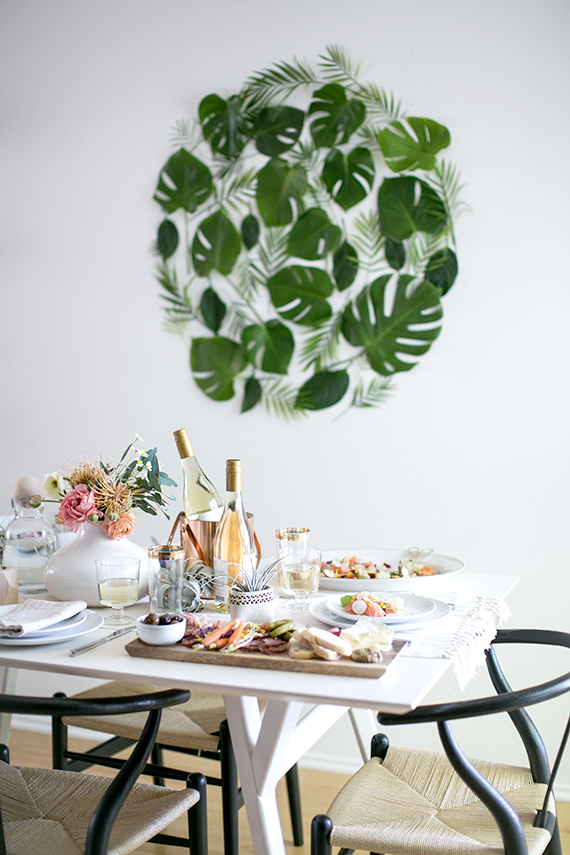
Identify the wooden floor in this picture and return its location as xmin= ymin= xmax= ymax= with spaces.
xmin=6 ymin=727 xmax=570 ymax=854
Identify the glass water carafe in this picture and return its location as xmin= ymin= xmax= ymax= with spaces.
xmin=2 ymin=501 xmax=56 ymax=593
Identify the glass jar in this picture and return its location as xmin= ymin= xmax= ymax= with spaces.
xmin=2 ymin=501 xmax=56 ymax=593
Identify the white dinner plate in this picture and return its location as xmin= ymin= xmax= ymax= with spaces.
xmin=319 ymin=549 xmax=464 ymax=594
xmin=0 ymin=610 xmax=104 ymax=646
xmin=325 ymin=593 xmax=436 ymax=624
xmin=309 ymin=596 xmax=451 ymax=630
xmin=0 ymin=604 xmax=88 ymax=637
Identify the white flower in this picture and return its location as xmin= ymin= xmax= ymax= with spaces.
xmin=43 ymin=471 xmax=66 ymax=500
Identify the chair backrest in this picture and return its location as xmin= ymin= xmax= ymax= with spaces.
xmin=376 ymin=629 xmax=570 ymax=855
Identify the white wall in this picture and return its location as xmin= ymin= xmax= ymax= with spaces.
xmin=1 ymin=0 xmax=570 ymax=792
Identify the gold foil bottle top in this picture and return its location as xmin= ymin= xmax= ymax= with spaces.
xmin=226 ymin=458 xmax=242 ymax=492
xmin=173 ymin=428 xmax=194 ymax=459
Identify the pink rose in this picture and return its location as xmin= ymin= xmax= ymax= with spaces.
xmin=102 ymin=512 xmax=135 ymax=541
xmin=58 ymin=485 xmax=100 ymax=532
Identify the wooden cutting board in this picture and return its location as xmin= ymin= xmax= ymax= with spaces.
xmin=125 ymin=637 xmax=407 ymax=678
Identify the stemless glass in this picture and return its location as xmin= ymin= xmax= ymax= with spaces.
xmin=95 ymin=558 xmax=140 ymax=626
xmin=278 ymin=547 xmax=321 ymax=612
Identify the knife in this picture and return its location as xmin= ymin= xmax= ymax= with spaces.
xmin=69 ymin=626 xmax=135 ymax=656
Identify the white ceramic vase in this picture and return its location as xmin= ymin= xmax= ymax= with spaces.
xmin=43 ymin=522 xmax=149 ymax=607
xmin=228 ymin=587 xmax=275 ymax=624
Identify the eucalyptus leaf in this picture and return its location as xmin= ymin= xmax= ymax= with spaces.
xmin=154 ymin=149 xmax=213 ymax=214
xmin=309 ymin=83 xmax=365 ymax=147
xmin=342 ymin=274 xmax=443 ymax=374
xmin=200 ymin=287 xmax=226 ymax=333
xmin=252 ymin=105 xmax=305 ymax=156
xmin=199 ymin=93 xmax=250 ymax=159
xmin=296 ymin=370 xmax=349 ymax=410
xmin=157 ymin=220 xmax=179 ymax=259
xmin=241 ymin=377 xmax=262 ymax=412
xmin=424 ymin=248 xmax=458 ymax=295
xmin=242 ymin=320 xmax=294 ymax=374
xmin=385 ymin=238 xmax=405 ymax=270
xmin=377 ymin=117 xmax=450 ymax=172
xmin=241 ymin=214 xmax=260 ymax=249
xmin=267 ymin=266 xmax=333 ymax=326
xmin=333 ymin=241 xmax=359 ymax=290
xmin=192 ymin=210 xmax=241 ymax=276
xmin=377 ymin=176 xmax=447 ymax=240
xmin=256 ymin=158 xmax=307 ymax=226
xmin=322 ymin=147 xmax=375 ymax=210
xmin=287 ymin=208 xmax=341 ymax=260
xmin=190 ymin=336 xmax=247 ymax=401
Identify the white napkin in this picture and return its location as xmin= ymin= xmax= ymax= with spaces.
xmin=398 ymin=594 xmax=512 ymax=691
xmin=0 ymin=599 xmax=88 ymax=637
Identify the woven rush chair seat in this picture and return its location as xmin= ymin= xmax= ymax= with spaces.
xmin=53 ymin=679 xmax=303 ymax=855
xmin=60 ymin=681 xmax=225 ymax=752
xmin=325 ymin=745 xmax=552 ymax=855
xmin=0 ymin=761 xmax=199 ymax=855
xmin=311 ymin=629 xmax=570 ymax=855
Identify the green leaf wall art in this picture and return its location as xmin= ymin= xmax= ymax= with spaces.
xmin=152 ymin=45 xmax=466 ymax=418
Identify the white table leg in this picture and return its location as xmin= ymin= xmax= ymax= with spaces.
xmin=224 ymin=694 xmax=348 ymax=855
xmin=348 ymin=706 xmax=379 ymax=763
xmin=0 ymin=667 xmax=18 ymax=745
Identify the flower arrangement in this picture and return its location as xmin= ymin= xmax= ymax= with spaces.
xmin=35 ymin=436 xmax=177 ymax=540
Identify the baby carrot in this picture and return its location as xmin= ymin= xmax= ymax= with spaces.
xmin=203 ymin=620 xmax=237 ymax=647
xmin=221 ymin=620 xmax=244 ymax=650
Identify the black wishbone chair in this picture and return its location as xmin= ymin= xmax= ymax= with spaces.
xmin=0 ymin=688 xmax=207 ymax=855
xmin=51 ymin=680 xmax=303 ymax=855
xmin=311 ymin=628 xmax=570 ymax=855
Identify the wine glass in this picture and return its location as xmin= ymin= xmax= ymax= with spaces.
xmin=278 ymin=547 xmax=321 ymax=612
xmin=96 ymin=558 xmax=140 ymax=626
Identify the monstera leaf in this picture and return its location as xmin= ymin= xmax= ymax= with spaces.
xmin=252 ymin=105 xmax=305 ymax=156
xmin=309 ymin=84 xmax=365 ymax=147
xmin=267 ymin=266 xmax=333 ymax=326
xmin=424 ymin=248 xmax=458 ymax=295
xmin=256 ymin=158 xmax=307 ymax=226
xmin=200 ymin=287 xmax=226 ymax=333
xmin=242 ymin=320 xmax=294 ymax=374
xmin=287 ymin=208 xmax=341 ymax=260
xmin=241 ymin=377 xmax=262 ymax=413
xmin=296 ymin=370 xmax=349 ymax=410
xmin=333 ymin=241 xmax=359 ymax=290
xmin=322 ymin=147 xmax=375 ymax=210
xmin=157 ymin=220 xmax=179 ymax=259
xmin=192 ymin=211 xmax=241 ymax=276
xmin=377 ymin=177 xmax=447 ymax=241
xmin=190 ymin=337 xmax=247 ymax=401
xmin=342 ymin=275 xmax=443 ymax=375
xmin=154 ymin=149 xmax=213 ymax=214
xmin=377 ymin=117 xmax=450 ymax=172
xmin=199 ymin=93 xmax=250 ymax=159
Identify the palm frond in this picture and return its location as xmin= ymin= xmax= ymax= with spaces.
xmin=407 ymin=230 xmax=451 ymax=276
xmin=256 ymin=227 xmax=289 ymax=279
xmin=260 ymin=378 xmax=306 ymax=421
xmin=300 ymin=314 xmax=344 ymax=369
xmin=216 ymin=167 xmax=257 ymax=215
xmin=241 ymin=57 xmax=319 ymax=109
xmin=356 ymin=83 xmax=403 ymax=124
xmin=356 ymin=123 xmax=383 ymax=150
xmin=156 ymin=262 xmax=196 ymax=323
xmin=351 ymin=212 xmax=388 ymax=275
xmin=169 ymin=118 xmax=201 ymax=150
xmin=351 ymin=375 xmax=393 ymax=409
xmin=423 ymin=160 xmax=469 ymax=245
xmin=318 ymin=44 xmax=361 ymax=84
xmin=230 ymin=256 xmax=260 ymax=303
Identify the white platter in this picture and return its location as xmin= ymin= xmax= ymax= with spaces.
xmin=326 ymin=594 xmax=436 ymax=624
xmin=0 ymin=610 xmax=104 ymax=646
xmin=309 ymin=596 xmax=451 ymax=630
xmin=319 ymin=549 xmax=464 ymax=593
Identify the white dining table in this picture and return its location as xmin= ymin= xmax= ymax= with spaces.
xmin=0 ymin=571 xmax=518 ymax=855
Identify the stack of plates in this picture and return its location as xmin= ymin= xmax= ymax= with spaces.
xmin=0 ymin=605 xmax=103 ymax=646
xmin=309 ymin=593 xmax=450 ymax=629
